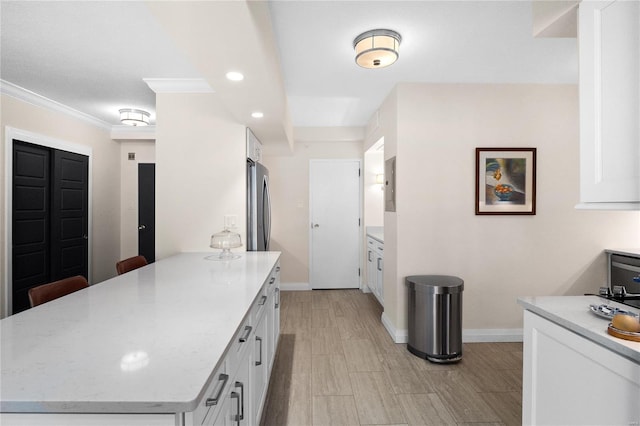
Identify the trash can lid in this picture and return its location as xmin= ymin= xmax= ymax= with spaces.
xmin=405 ymin=275 xmax=464 ymax=294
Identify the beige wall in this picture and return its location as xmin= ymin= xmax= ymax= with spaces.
xmin=1 ymin=94 xmax=121 ymax=317
xmin=370 ymin=84 xmax=640 ymax=337
xmin=120 ymin=141 xmax=155 ymax=259
xmin=262 ymin=140 xmax=363 ymax=285
xmin=154 ymin=93 xmax=246 ymax=259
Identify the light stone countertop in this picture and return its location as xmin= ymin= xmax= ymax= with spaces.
xmin=0 ymin=251 xmax=281 ymax=414
xmin=518 ymin=295 xmax=640 ymax=363
xmin=366 ymin=226 xmax=383 ymax=243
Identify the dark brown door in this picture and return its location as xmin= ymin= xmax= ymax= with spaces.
xmin=138 ymin=163 xmax=155 ymax=263
xmin=12 ymin=141 xmax=51 ymax=313
xmin=11 ymin=140 xmax=88 ymax=314
xmin=50 ymin=149 xmax=89 ymax=280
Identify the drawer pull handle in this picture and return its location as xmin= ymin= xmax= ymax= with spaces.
xmin=368 ymin=250 xmax=372 ymax=262
xmin=275 ymin=288 xmax=280 ymax=309
xmin=269 ymin=277 xmax=276 ymax=284
xmin=377 ymin=258 xmax=382 ymax=272
xmin=234 ymin=381 xmax=245 ymax=422
xmin=259 ymin=295 xmax=267 ymax=306
xmin=231 ymin=391 xmax=240 ymax=426
xmin=276 ymin=266 xmax=281 ymax=272
xmin=255 ymin=336 xmax=263 ymax=366
xmin=205 ymin=373 xmax=229 ymax=406
xmin=239 ymin=325 xmax=252 ymax=343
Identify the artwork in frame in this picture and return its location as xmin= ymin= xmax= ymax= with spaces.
xmin=475 ymin=148 xmax=536 ymax=215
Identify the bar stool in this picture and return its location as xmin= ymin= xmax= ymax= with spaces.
xmin=28 ymin=275 xmax=89 ymax=308
xmin=116 ymin=255 xmax=148 ymax=275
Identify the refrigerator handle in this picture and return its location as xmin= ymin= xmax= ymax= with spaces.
xmin=263 ymin=175 xmax=271 ymax=250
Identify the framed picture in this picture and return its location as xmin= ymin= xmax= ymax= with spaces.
xmin=475 ymin=148 xmax=536 ymax=215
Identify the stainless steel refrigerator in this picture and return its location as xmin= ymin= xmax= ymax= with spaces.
xmin=247 ymin=159 xmax=271 ymax=251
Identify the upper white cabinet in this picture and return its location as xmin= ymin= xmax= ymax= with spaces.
xmin=578 ymin=0 xmax=640 ymax=209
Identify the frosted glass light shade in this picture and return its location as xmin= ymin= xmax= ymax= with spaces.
xmin=353 ymin=29 xmax=402 ymax=69
xmin=119 ymin=109 xmax=150 ymax=126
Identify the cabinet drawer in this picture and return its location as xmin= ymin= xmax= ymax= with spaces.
xmin=367 ymin=238 xmax=376 ymax=249
xmin=195 ymin=361 xmax=228 ymax=426
xmin=266 ymin=262 xmax=280 ymax=295
xmin=252 ymin=286 xmax=268 ymax=323
xmin=227 ymin=315 xmax=254 ymax=377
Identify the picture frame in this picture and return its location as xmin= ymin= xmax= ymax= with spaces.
xmin=475 ymin=148 xmax=536 ymax=215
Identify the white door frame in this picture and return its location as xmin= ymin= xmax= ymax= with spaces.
xmin=3 ymin=126 xmax=93 ymax=317
xmin=308 ymin=158 xmax=363 ymax=290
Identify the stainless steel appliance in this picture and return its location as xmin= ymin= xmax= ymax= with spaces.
xmin=247 ymin=159 xmax=271 ymax=251
xmin=598 ymin=252 xmax=640 ymax=309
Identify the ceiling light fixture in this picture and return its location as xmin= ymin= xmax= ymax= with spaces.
xmin=119 ymin=109 xmax=150 ymax=126
xmin=226 ymin=71 xmax=244 ymax=81
xmin=251 ymin=112 xmax=264 ymax=118
xmin=353 ymin=29 xmax=402 ymax=69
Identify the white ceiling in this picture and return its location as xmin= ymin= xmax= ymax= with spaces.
xmin=0 ymin=1 xmax=577 ymax=145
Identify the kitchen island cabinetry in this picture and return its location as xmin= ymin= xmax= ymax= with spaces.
xmin=0 ymin=252 xmax=281 ymax=426
xmin=366 ymin=234 xmax=384 ymax=305
xmin=578 ymin=0 xmax=640 ymax=209
xmin=518 ymin=296 xmax=640 ymax=425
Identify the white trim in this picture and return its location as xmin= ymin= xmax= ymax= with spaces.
xmin=382 ymin=311 xmax=408 ymax=343
xmin=4 ymin=127 xmax=93 ymax=317
xmin=382 ymin=311 xmax=524 ymax=344
xmin=143 ymin=78 xmax=214 ymax=94
xmin=280 ymin=282 xmax=311 ymax=291
xmin=1 ymin=80 xmax=111 ymax=131
xmin=463 ymin=328 xmax=524 ymax=342
xmin=110 ymin=125 xmax=156 ymax=141
xmin=575 ymin=202 xmax=640 ymax=210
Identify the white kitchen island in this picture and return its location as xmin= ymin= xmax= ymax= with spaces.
xmin=518 ymin=296 xmax=640 ymax=426
xmin=1 ymin=251 xmax=281 ymax=426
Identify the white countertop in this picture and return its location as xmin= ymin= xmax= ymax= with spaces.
xmin=518 ymin=295 xmax=640 ymax=363
xmin=0 ymin=251 xmax=281 ymax=414
xmin=366 ymin=226 xmax=383 ymax=243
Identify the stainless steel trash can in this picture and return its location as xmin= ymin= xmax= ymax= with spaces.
xmin=405 ymin=275 xmax=463 ymax=363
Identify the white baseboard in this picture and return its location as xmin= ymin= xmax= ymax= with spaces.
xmin=381 ymin=312 xmax=408 ymax=343
xmin=462 ymin=328 xmax=523 ymax=342
xmin=380 ymin=314 xmax=523 ymax=344
xmin=280 ymin=282 xmax=311 ymax=291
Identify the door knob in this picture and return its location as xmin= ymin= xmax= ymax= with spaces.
xmin=138 ymin=225 xmax=146 ymax=230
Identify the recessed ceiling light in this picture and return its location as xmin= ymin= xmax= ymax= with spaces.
xmin=251 ymin=112 xmax=264 ymax=118
xmin=226 ymin=71 xmax=244 ymax=81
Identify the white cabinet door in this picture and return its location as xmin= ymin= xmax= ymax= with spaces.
xmin=375 ymin=249 xmax=383 ymax=304
xmin=366 ymin=238 xmax=376 ymax=292
xmin=214 ymin=346 xmax=252 ymax=426
xmin=523 ymin=311 xmax=640 ymax=425
xmin=251 ymin=313 xmax=268 ymax=425
xmin=579 ymin=0 xmax=640 ymax=207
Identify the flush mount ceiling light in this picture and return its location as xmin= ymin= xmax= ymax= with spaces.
xmin=353 ymin=29 xmax=402 ymax=69
xmin=225 ymin=71 xmax=244 ymax=81
xmin=119 ymin=109 xmax=150 ymax=126
xmin=251 ymin=111 xmax=264 ymax=118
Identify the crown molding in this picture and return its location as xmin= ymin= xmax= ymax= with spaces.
xmin=143 ymin=78 xmax=214 ymax=93
xmin=1 ymin=79 xmax=112 ymax=131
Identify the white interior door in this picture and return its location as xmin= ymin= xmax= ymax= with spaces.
xmin=309 ymin=159 xmax=361 ymax=289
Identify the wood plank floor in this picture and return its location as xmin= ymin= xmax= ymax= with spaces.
xmin=261 ymin=290 xmax=523 ymax=426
